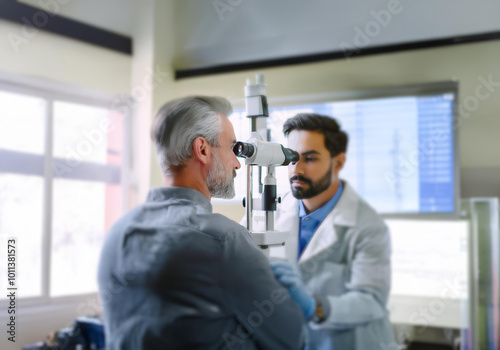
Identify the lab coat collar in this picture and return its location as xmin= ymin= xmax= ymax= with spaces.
xmin=327 ymin=180 xmax=358 ymax=228
xmin=299 ymin=180 xmax=359 ymax=263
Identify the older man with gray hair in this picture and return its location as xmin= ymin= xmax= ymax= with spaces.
xmin=98 ymin=96 xmax=305 ymax=350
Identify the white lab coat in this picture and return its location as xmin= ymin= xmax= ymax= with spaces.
xmin=269 ymin=181 xmax=396 ymax=350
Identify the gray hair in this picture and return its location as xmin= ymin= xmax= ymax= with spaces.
xmin=151 ymin=95 xmax=233 ymax=175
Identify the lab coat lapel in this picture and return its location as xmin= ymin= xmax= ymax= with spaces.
xmin=298 ymin=181 xmax=358 ymax=263
xmin=275 ymin=193 xmax=300 ymax=262
xmin=299 ymin=210 xmax=338 ymax=262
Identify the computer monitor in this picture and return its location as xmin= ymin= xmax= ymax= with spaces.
xmin=229 ymin=81 xmax=459 ymax=217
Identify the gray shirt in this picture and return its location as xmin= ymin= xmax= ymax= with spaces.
xmin=98 ymin=187 xmax=305 ymax=350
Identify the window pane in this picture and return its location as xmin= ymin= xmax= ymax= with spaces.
xmin=0 ymin=91 xmax=46 ymax=154
xmin=0 ymin=174 xmax=43 ymax=298
xmin=51 ymin=179 xmax=107 ymax=296
xmin=50 ymin=104 xmax=125 ymax=296
xmin=53 ymin=101 xmax=114 ymax=164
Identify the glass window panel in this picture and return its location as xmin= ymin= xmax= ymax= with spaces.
xmin=0 ymin=174 xmax=43 ymax=298
xmin=51 ymin=179 xmax=107 ymax=297
xmin=51 ymin=102 xmax=125 ymax=297
xmin=53 ymin=101 xmax=113 ymax=164
xmin=0 ymin=90 xmax=46 ymax=154
xmin=0 ymin=86 xmax=127 ymax=299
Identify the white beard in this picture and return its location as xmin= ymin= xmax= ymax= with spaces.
xmin=206 ymin=149 xmax=235 ymax=199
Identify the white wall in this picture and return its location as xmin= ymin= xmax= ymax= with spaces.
xmin=0 ymin=21 xmax=131 ymax=95
xmin=130 ymin=0 xmax=176 ymax=204
xmin=0 ymin=18 xmax=131 ymax=350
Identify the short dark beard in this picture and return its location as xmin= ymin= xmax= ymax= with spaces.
xmin=289 ymin=160 xmax=333 ymax=199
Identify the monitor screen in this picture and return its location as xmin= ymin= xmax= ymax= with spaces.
xmin=229 ymin=81 xmax=459 ymax=216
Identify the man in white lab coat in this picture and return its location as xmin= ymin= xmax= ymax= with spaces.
xmin=269 ymin=113 xmax=395 ymax=349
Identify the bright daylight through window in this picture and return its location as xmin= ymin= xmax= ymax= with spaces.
xmin=0 ymin=85 xmax=127 ymax=300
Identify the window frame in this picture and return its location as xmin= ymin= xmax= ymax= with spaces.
xmin=0 ymin=73 xmax=131 ymax=307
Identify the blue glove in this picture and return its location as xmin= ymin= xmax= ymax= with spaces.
xmin=270 ymin=260 xmax=316 ymax=319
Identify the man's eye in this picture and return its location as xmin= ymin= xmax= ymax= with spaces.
xmin=305 ymin=157 xmax=317 ymax=162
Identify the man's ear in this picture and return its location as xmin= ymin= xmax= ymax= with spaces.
xmin=192 ymin=137 xmax=210 ymax=165
xmin=334 ymin=152 xmax=346 ymax=173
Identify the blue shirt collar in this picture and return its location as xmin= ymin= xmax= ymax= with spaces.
xmin=298 ymin=181 xmax=344 ymax=221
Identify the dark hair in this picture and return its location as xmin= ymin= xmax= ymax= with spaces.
xmin=283 ymin=113 xmax=348 ymax=157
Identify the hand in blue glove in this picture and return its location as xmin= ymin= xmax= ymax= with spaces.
xmin=270 ymin=260 xmax=316 ymax=319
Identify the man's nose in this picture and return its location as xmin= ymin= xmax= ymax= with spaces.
xmin=233 ymin=153 xmax=241 ymax=170
xmin=291 ymin=160 xmax=304 ymax=175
